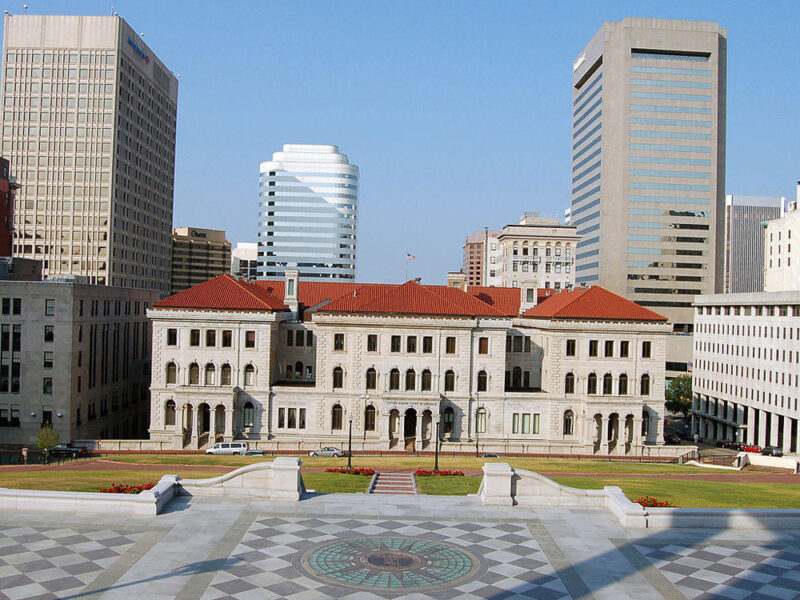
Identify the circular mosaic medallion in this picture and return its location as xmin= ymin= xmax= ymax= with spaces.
xmin=296 ymin=536 xmax=484 ymax=591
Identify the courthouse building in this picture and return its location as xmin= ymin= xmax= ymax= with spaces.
xmin=147 ymin=273 xmax=670 ymax=454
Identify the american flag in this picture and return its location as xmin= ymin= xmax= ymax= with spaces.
xmin=406 ymin=253 xmax=416 ymax=260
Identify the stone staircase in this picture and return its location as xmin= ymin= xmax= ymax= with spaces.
xmin=370 ymin=472 xmax=417 ymax=495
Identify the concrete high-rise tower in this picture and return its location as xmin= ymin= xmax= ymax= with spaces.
xmin=258 ymin=144 xmax=358 ymax=280
xmin=1 ymin=15 xmax=178 ymax=294
xmin=570 ymin=18 xmax=726 ymax=375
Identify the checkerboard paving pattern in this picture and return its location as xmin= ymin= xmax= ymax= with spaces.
xmin=634 ymin=539 xmax=800 ymax=600
xmin=0 ymin=525 xmax=145 ymax=600
xmin=200 ymin=517 xmax=571 ymax=600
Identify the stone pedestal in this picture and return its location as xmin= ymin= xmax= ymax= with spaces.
xmin=271 ymin=457 xmax=304 ymax=501
xmin=480 ymin=462 xmax=514 ymax=506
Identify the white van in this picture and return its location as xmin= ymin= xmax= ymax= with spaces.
xmin=205 ymin=442 xmax=249 ymax=455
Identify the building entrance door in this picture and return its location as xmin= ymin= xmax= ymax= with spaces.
xmin=404 ymin=409 xmax=417 ymax=451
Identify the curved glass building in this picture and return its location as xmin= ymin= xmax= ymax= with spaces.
xmin=257 ymin=144 xmax=359 ymax=280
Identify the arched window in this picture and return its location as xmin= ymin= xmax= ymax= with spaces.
xmin=405 ymin=369 xmax=416 ymax=391
xmin=563 ymin=410 xmax=574 ymax=435
xmin=476 ymin=408 xmax=486 ymax=433
xmin=389 ymin=368 xmax=400 ymax=390
xmin=188 ymin=363 xmax=199 ymax=385
xmin=366 ymin=368 xmax=377 ymax=390
xmin=513 ymin=241 xmax=519 ymax=255
xmin=641 ymin=374 xmax=651 ymax=396
xmin=165 ymin=400 xmax=176 ymax=426
xmin=546 ymin=242 xmax=552 ymax=257
xmin=333 ymin=367 xmax=344 ymax=389
xmin=477 ymin=370 xmax=488 ymax=392
xmin=286 ymin=365 xmax=293 ymax=379
xmin=221 ymin=364 xmax=232 ymax=386
xmin=522 ymin=241 xmax=529 ymax=256
xmin=205 ymin=363 xmax=216 ymax=385
xmin=421 ymin=369 xmax=432 ymax=391
xmin=243 ymin=401 xmax=254 ymax=427
xmin=331 ymin=404 xmax=343 ymax=430
xmin=512 ymin=366 xmax=522 ymax=389
xmin=295 ymin=361 xmax=303 ymax=379
xmin=166 ymin=362 xmax=177 ymax=384
xmin=243 ymin=364 xmax=255 ymax=387
xmin=444 ymin=370 xmax=455 ymax=392
xmin=365 ymin=405 xmax=376 ymax=431
xmin=442 ymin=406 xmax=455 ymax=434
xmin=618 ymin=373 xmax=628 ymax=395
xmin=587 ymin=372 xmax=597 ymax=394
xmin=555 ymin=242 xmax=562 ymax=257
xmin=564 ymin=372 xmax=575 ymax=394
xmin=602 ymin=373 xmax=613 ymax=395
xmin=642 ymin=408 xmax=650 ymax=437
xmin=565 ymin=243 xmax=572 ymax=258
xmin=533 ymin=242 xmax=539 ymax=257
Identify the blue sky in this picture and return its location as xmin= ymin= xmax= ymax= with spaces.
xmin=4 ymin=1 xmax=799 ymax=283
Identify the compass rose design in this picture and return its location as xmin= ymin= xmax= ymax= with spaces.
xmin=297 ymin=536 xmax=484 ymax=591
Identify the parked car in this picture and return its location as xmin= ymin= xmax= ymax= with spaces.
xmin=761 ymin=446 xmax=784 ymax=457
xmin=205 ymin=442 xmax=249 ymax=455
xmin=480 ymin=452 xmax=501 ymax=458
xmin=49 ymin=444 xmax=88 ymax=459
xmin=244 ymin=450 xmax=265 ymax=456
xmin=309 ymin=447 xmax=344 ymax=457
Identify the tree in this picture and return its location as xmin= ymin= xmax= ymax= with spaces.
xmin=36 ymin=424 xmax=60 ymax=455
xmin=665 ymin=375 xmax=692 ymax=417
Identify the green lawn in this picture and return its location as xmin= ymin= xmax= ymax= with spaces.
xmin=551 ymin=476 xmax=800 ymax=509
xmin=102 ymin=454 xmax=706 ymax=475
xmin=0 ymin=469 xmax=225 ymax=493
xmin=301 ymin=472 xmax=372 ymax=494
xmin=416 ymin=476 xmax=482 ymax=496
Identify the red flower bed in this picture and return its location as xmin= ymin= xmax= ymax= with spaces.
xmin=740 ymin=445 xmax=762 ymax=454
xmin=636 ymin=496 xmax=676 ymax=508
xmin=325 ymin=467 xmax=375 ymax=476
xmin=414 ymin=469 xmax=464 ymax=477
xmin=99 ymin=482 xmax=155 ymax=494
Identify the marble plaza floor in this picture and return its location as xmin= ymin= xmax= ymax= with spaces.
xmin=1 ymin=493 xmax=799 ymax=600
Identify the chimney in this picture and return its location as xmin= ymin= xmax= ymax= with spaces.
xmin=284 ymin=269 xmax=300 ymax=319
xmin=446 ymin=271 xmax=467 ymax=290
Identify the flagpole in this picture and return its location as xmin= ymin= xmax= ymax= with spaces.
xmin=405 ymin=256 xmax=408 ymax=282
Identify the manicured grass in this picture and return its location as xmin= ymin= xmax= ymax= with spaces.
xmin=103 ymin=454 xmax=706 ymax=475
xmin=301 ymin=472 xmax=372 ymax=494
xmin=551 ymin=476 xmax=800 ymax=509
xmin=0 ymin=469 xmax=224 ymax=493
xmin=416 ymin=476 xmax=482 ymax=496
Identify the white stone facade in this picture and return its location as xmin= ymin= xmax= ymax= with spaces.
xmin=691 ymin=291 xmax=800 ymax=454
xmin=147 ymin=286 xmax=669 ymax=454
xmin=763 ymin=186 xmax=800 ymax=292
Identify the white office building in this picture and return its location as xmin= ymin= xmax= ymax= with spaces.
xmin=257 ymin=145 xmax=359 ymax=280
xmin=763 ymin=184 xmax=800 ymax=293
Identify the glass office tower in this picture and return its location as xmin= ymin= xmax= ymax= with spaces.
xmin=258 ymin=144 xmax=358 ymax=280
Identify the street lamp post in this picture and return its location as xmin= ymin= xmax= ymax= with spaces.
xmin=434 ymin=419 xmax=440 ymax=473
xmin=347 ymin=415 xmax=354 ymax=470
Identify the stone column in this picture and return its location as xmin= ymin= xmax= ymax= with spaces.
xmin=632 ymin=417 xmax=642 ymax=450
xmin=382 ymin=412 xmax=391 ymax=448
xmin=757 ymin=409 xmax=768 ymax=447
xmin=399 ymin=410 xmax=406 ymax=448
xmin=225 ymin=408 xmax=234 ymax=440
xmin=699 ymin=417 xmax=707 ymax=439
xmin=191 ymin=407 xmax=199 ymax=449
xmin=771 ymin=412 xmax=781 ymax=449
xmin=415 ymin=414 xmax=423 ymax=450
xmin=738 ymin=405 xmax=748 ymax=445
xmin=209 ymin=408 xmax=217 ymax=444
xmin=782 ymin=415 xmax=792 ymax=454
xmin=653 ymin=414 xmax=663 ymax=444
xmin=599 ymin=415 xmax=609 ymax=455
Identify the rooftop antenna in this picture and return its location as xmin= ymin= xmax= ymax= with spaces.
xmin=110 ymin=5 xmax=114 ymax=15
xmin=23 ymin=4 xmax=27 ymax=12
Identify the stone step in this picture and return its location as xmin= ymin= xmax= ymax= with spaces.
xmin=370 ymin=472 xmax=417 ymax=495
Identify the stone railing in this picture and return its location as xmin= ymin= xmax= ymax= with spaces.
xmin=178 ymin=457 xmax=305 ymax=500
xmin=478 ymin=462 xmax=800 ymax=530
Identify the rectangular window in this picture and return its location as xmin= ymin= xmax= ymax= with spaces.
xmin=12 ymin=299 xmax=21 ymax=315
xmin=367 ymin=334 xmax=378 ymax=352
xmin=206 ymin=330 xmax=216 ymax=347
xmin=589 ymin=340 xmax=598 ymax=357
xmin=222 ymin=330 xmax=232 ymax=347
xmin=512 ymin=413 xmax=519 ymax=434
xmin=306 ymin=332 xmax=313 ymax=347
xmin=620 ymin=341 xmax=630 ymax=357
xmin=245 ymin=331 xmax=256 ymax=348
xmin=642 ymin=341 xmax=652 ymax=358
xmin=334 ymin=333 xmax=345 ymax=351
xmin=423 ymin=336 xmax=433 ymax=353
xmin=190 ymin=329 xmax=200 ymax=346
xmin=604 ymin=340 xmax=613 ymax=357
xmin=1 ymin=298 xmax=8 ymax=314
xmin=287 ymin=330 xmax=294 ymax=346
xmin=524 ymin=337 xmax=531 ymax=353
xmin=526 ymin=289 xmax=534 ymax=302
xmin=167 ymin=328 xmax=177 ymax=346
xmin=478 ymin=337 xmax=489 ymax=354
xmin=446 ymin=337 xmax=456 ymax=354
xmin=533 ymin=413 xmax=540 ymax=434
xmin=278 ymin=407 xmax=285 ymax=428
xmin=44 ymin=325 xmax=54 ymax=342
xmin=43 ymin=377 xmax=53 ymax=395
xmin=522 ymin=413 xmax=531 ymax=434
xmin=288 ymin=407 xmax=297 ymax=429
xmin=299 ymin=408 xmax=306 ymax=429
xmin=566 ymin=339 xmax=576 ymax=356
xmin=45 ymin=298 xmax=55 ymax=316
xmin=513 ymin=336 xmax=522 ymax=352
xmin=43 ymin=351 xmax=53 ymax=369
xmin=296 ymin=330 xmax=304 ymax=346
xmin=391 ymin=335 xmax=401 ymax=352
xmin=407 ymin=336 xmax=417 ymax=353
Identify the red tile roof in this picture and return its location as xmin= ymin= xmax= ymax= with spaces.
xmin=521 ymin=286 xmax=667 ymax=322
xmin=153 ymin=274 xmax=287 ymax=311
xmin=318 ymin=280 xmax=504 ymax=317
xmin=467 ymin=286 xmax=521 ymax=316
